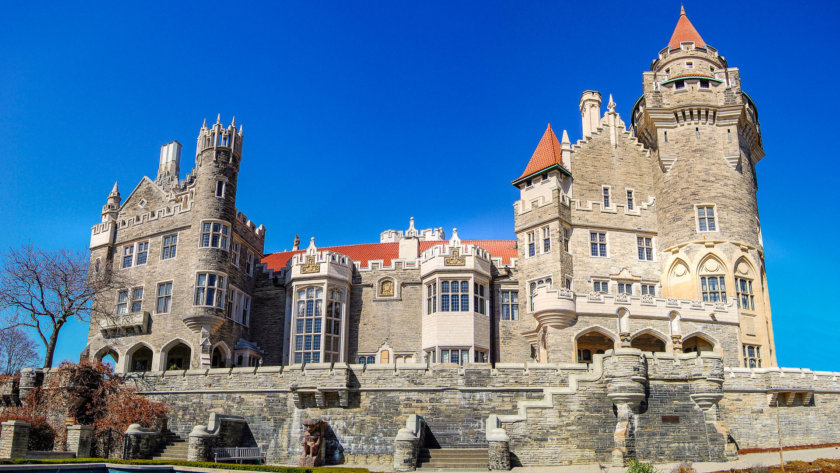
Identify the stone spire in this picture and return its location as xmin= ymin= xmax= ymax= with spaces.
xmin=292 ymin=235 xmax=300 ymax=251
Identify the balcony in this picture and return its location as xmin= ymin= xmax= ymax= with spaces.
xmin=100 ymin=311 xmax=149 ymax=336
xmin=531 ymin=287 xmax=577 ymax=329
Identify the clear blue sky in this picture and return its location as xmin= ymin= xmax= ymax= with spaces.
xmin=1 ymin=1 xmax=838 ymax=370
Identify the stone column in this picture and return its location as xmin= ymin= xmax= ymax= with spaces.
xmin=393 ymin=430 xmax=419 ymax=472
xmin=0 ymin=420 xmax=30 ymax=459
xmin=603 ymin=349 xmax=647 ymax=467
xmin=66 ymin=425 xmax=94 ymax=458
xmin=188 ymin=425 xmax=216 ymax=462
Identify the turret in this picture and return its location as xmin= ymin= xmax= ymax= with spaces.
xmin=630 ymin=7 xmax=774 ymax=367
xmin=101 ymin=182 xmax=121 ymax=222
xmin=580 ymin=91 xmax=602 ymax=138
xmin=193 ymin=115 xmax=244 ymax=222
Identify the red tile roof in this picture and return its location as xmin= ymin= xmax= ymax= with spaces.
xmin=668 ymin=6 xmax=705 ymax=50
xmin=262 ymin=239 xmax=518 ymax=271
xmin=513 ymin=124 xmax=567 ymax=183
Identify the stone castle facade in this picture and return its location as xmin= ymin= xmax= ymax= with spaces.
xmin=75 ymin=9 xmax=839 ymax=468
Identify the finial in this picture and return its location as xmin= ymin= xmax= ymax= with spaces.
xmin=216 ymin=113 xmax=221 ymax=124
xmin=202 ymin=118 xmax=207 ymax=128
xmin=231 ymin=116 xmax=236 ymax=127
xmin=561 ymin=129 xmax=570 ymax=145
xmin=409 ymin=217 xmax=416 ymax=230
xmin=307 ymin=236 xmax=317 ymax=252
xmin=239 ymin=124 xmax=243 ymax=134
xmin=680 ymin=5 xmax=685 ymax=16
xmin=607 ymin=94 xmax=616 ymax=112
xmin=292 ymin=234 xmax=300 ymax=251
xmin=110 ymin=181 xmax=119 ymax=195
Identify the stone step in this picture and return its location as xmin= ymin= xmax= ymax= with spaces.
xmin=419 ymin=454 xmax=488 ymax=461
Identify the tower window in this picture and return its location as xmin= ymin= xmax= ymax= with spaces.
xmin=743 ymin=344 xmax=762 ymax=368
xmin=699 ymin=80 xmax=710 ymax=89
xmin=696 ymin=205 xmax=717 ymax=232
xmin=542 ymin=226 xmax=551 ymax=253
xmin=603 ymin=187 xmax=611 ymax=208
xmin=727 ymin=129 xmax=732 ymax=142
xmin=294 ymin=286 xmax=323 ymax=364
xmin=527 ymin=231 xmax=536 ymax=257
xmin=695 ymin=127 xmax=700 ymax=138
xmin=664 ymin=131 xmax=668 ymax=142
xmin=637 ymin=236 xmax=653 ymax=261
xmin=200 ymin=221 xmax=230 ymax=249
xmin=589 ymin=232 xmax=607 ymax=257
xmin=626 ymin=190 xmax=634 ymax=210
xmin=194 ymin=272 xmax=226 ymax=308
xmin=674 ymin=80 xmax=685 ymax=90
xmin=701 ymin=276 xmax=727 ymax=303
xmin=736 ymin=277 xmax=755 ymax=311
xmin=562 ymin=227 xmax=570 ymax=252
xmin=685 ymin=61 xmax=694 ymax=69
xmin=216 ymin=180 xmax=226 ymax=198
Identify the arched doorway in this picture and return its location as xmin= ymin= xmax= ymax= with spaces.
xmin=127 ymin=345 xmax=153 ymax=372
xmin=163 ymin=342 xmax=192 ymax=370
xmin=575 ymin=330 xmax=615 ymax=363
xmin=683 ymin=334 xmax=715 ymax=354
xmin=631 ymin=332 xmax=667 ymax=353
xmin=211 ymin=346 xmax=228 ymax=368
xmin=95 ymin=347 xmax=119 ymax=371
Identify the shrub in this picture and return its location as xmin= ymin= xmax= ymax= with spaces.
xmin=0 ymin=411 xmax=56 ymax=451
xmin=671 ymin=463 xmax=695 ymax=473
xmin=747 ymin=467 xmax=769 ymax=473
xmin=0 ymin=458 xmax=370 ymax=472
xmin=627 ymin=458 xmax=657 ymax=473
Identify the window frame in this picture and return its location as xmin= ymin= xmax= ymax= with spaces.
xmin=641 ymin=284 xmax=656 ymax=296
xmin=527 ymin=231 xmax=536 ymax=257
xmin=199 ymin=220 xmax=231 ymax=250
xmin=193 ymin=271 xmax=227 ymax=308
xmin=736 ymin=277 xmax=755 ymax=311
xmin=589 ymin=231 xmax=607 ymax=257
xmin=626 ymin=189 xmax=634 ymax=210
xmin=617 ymin=282 xmax=633 ymax=295
xmin=161 ymin=233 xmax=178 ymax=261
xmin=637 ymin=235 xmax=653 ymax=261
xmin=541 ymin=226 xmax=551 ymax=253
xmin=121 ymin=241 xmax=149 ymax=268
xmin=215 ymin=180 xmax=226 ymax=198
xmin=695 ymin=204 xmax=719 ymax=232
xmin=700 ymin=275 xmax=727 ymax=303
xmin=743 ymin=344 xmax=762 ymax=368
xmin=155 ymin=281 xmax=173 ymax=314
xmin=500 ymin=289 xmax=519 ymax=321
xmin=602 ymin=186 xmax=611 ymax=208
xmin=593 ymin=279 xmax=609 ymax=294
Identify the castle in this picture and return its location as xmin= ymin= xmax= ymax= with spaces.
xmin=76 ymin=9 xmax=840 ymax=468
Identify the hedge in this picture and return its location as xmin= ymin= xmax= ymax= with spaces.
xmin=0 ymin=458 xmax=371 ymax=473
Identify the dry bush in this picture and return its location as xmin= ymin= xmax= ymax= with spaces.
xmin=671 ymin=463 xmax=695 ymax=473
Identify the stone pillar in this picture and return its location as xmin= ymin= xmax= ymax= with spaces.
xmin=66 ymin=425 xmax=94 ymax=458
xmin=188 ymin=425 xmax=216 ymax=462
xmin=671 ymin=335 xmax=683 ymax=354
xmin=603 ymin=349 xmax=647 ymax=467
xmin=393 ymin=430 xmax=419 ymax=472
xmin=18 ymin=368 xmax=44 ymax=404
xmin=0 ymin=420 xmax=30 ymax=459
xmin=123 ymin=424 xmax=160 ymax=460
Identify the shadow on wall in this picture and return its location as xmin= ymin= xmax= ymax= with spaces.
xmin=324 ymin=424 xmax=345 ymax=465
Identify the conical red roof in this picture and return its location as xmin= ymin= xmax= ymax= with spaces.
xmin=513 ymin=124 xmax=566 ymax=183
xmin=668 ymin=6 xmax=705 ymax=50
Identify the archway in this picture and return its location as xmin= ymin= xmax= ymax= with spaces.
xmin=575 ymin=329 xmax=615 ymax=363
xmin=94 ymin=346 xmax=119 ymax=371
xmin=631 ymin=332 xmax=667 ymax=353
xmin=127 ymin=345 xmax=153 ymax=372
xmin=211 ymin=345 xmax=228 ymax=368
xmin=163 ymin=342 xmax=192 ymax=370
xmin=683 ymin=334 xmax=715 ymax=354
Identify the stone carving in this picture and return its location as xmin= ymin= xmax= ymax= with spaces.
xmin=299 ymin=418 xmax=326 ymax=467
xmin=641 ymin=294 xmax=655 ymax=304
xmin=615 ymin=293 xmax=630 ymax=303
xmin=619 ymin=332 xmax=632 ymax=347
xmin=671 ymin=334 xmax=683 ymax=353
xmin=444 ymin=248 xmax=466 ymax=266
xmin=379 ymin=279 xmax=395 ymax=297
xmin=587 ymin=291 xmax=603 ymax=302
xmin=301 ymin=256 xmax=321 ymax=274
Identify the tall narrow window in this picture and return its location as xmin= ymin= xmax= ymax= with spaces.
xmin=695 ymin=127 xmax=700 ymax=138
xmin=500 ymin=290 xmax=519 ymax=321
xmin=122 ymin=245 xmax=134 ymax=268
xmin=215 ymin=180 xmax=226 ymax=198
xmin=727 ymin=129 xmax=732 ymax=142
xmin=603 ymin=187 xmax=611 ymax=207
xmin=528 ymin=278 xmax=551 ymax=311
xmin=324 ymin=288 xmax=343 ymax=362
xmin=637 ymin=236 xmax=653 ymax=261
xmin=194 ymin=273 xmax=226 ymax=307
xmin=135 ymin=242 xmax=149 ymax=265
xmin=590 ymin=232 xmax=607 ymax=257
xmin=131 ymin=287 xmax=144 ymax=313
xmin=697 ymin=206 xmax=717 ymax=232
xmin=474 ymin=283 xmax=487 ymax=315
xmin=736 ymin=277 xmax=755 ymax=311
xmin=116 ymin=290 xmax=129 ymax=315
xmin=701 ymin=275 xmax=727 ymax=303
xmin=563 ymin=227 xmax=570 ymax=252
xmin=294 ymin=287 xmax=323 ymax=364
xmin=231 ymin=241 xmax=241 ymax=267
xmin=426 ymin=282 xmax=437 ymax=314
xmin=245 ymin=250 xmax=255 ymax=276
xmin=664 ymin=131 xmax=668 ymax=142
xmin=542 ymin=226 xmax=551 ymax=253
xmin=156 ymin=282 xmax=172 ymax=314
xmin=200 ymin=222 xmax=230 ymax=249
xmin=626 ymin=190 xmax=634 ymax=210
xmin=161 ymin=234 xmax=178 ymax=260
xmin=527 ymin=231 xmax=536 ymax=257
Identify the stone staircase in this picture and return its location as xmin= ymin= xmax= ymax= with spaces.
xmin=417 ymin=448 xmax=488 ymax=470
xmin=151 ymin=431 xmax=188 ymax=461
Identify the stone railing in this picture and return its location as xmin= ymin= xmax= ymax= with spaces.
xmin=393 ymin=414 xmax=425 ymax=472
xmin=99 ymin=311 xmax=149 ymax=336
xmin=123 ymin=424 xmax=165 ymax=460
xmin=188 ymin=413 xmax=249 ymax=462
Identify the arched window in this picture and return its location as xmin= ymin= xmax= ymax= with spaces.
xmin=699 ymin=257 xmax=727 ymax=303
xmin=630 ymin=331 xmax=667 ymax=353
xmin=163 ymin=342 xmax=191 ymax=370
xmin=683 ymin=334 xmax=715 ymax=354
xmin=575 ymin=329 xmax=615 ymax=363
xmin=127 ymin=345 xmax=153 ymax=372
xmin=734 ymin=259 xmax=755 ymax=311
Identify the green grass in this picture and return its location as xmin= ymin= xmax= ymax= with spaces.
xmin=0 ymin=458 xmax=370 ymax=473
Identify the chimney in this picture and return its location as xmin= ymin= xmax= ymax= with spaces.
xmin=579 ymin=91 xmax=602 ymax=138
xmin=157 ymin=141 xmax=182 ymax=184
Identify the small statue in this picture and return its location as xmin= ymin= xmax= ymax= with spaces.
xmin=299 ymin=418 xmax=325 ymax=467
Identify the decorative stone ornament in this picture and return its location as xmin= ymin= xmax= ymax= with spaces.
xmin=299 ymin=418 xmax=326 ymax=467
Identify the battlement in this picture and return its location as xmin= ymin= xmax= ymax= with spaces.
xmin=234 ymin=211 xmax=266 ymax=240
xmin=196 ymin=115 xmax=243 ymax=159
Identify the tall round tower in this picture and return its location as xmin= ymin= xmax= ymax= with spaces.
xmin=631 ymin=8 xmax=775 ymax=367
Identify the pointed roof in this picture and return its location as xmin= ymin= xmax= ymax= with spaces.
xmin=512 ymin=124 xmax=570 ymax=185
xmin=668 ymin=6 xmax=705 ymax=50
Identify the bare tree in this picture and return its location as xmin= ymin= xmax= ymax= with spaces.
xmin=0 ymin=326 xmax=39 ymax=375
xmin=0 ymin=244 xmax=118 ymax=368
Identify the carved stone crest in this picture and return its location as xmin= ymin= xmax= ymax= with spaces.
xmin=444 ymin=248 xmax=466 ymax=266
xmin=379 ymin=279 xmax=394 ymax=297
xmin=301 ymin=256 xmax=321 ymax=274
